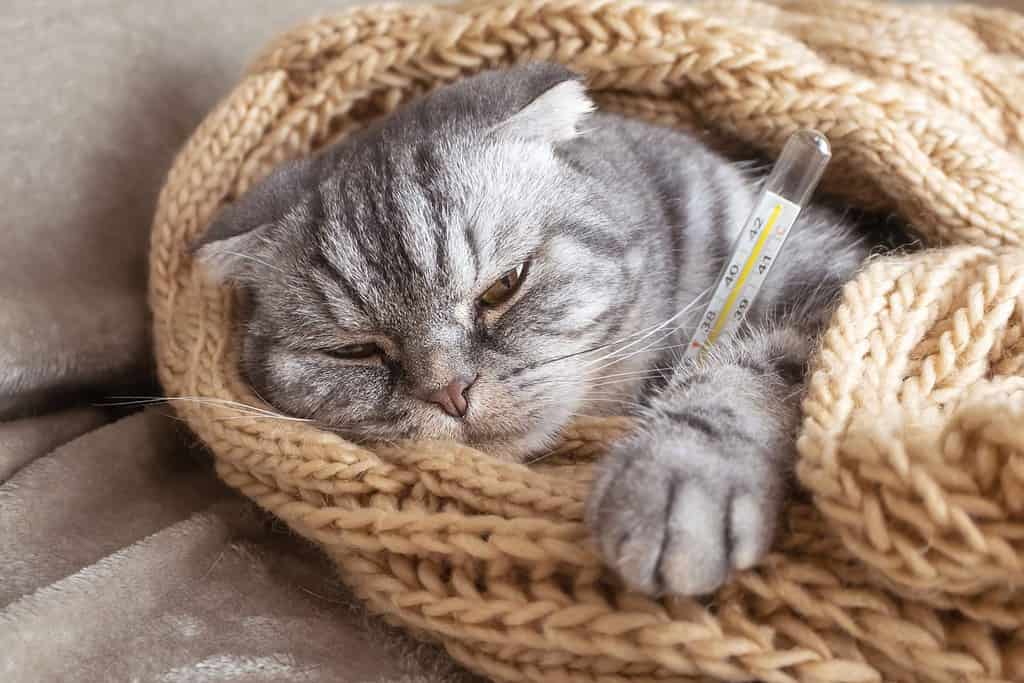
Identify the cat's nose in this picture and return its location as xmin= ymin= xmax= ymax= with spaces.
xmin=422 ymin=375 xmax=476 ymax=418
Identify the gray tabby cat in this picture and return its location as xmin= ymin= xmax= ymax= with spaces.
xmin=196 ymin=63 xmax=875 ymax=597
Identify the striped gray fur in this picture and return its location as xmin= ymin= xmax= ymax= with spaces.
xmin=195 ymin=64 xmax=879 ymax=597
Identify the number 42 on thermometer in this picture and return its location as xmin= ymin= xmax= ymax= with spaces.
xmin=683 ymin=129 xmax=832 ymax=364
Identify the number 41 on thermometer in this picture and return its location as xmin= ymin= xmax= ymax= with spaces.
xmin=683 ymin=129 xmax=832 ymax=364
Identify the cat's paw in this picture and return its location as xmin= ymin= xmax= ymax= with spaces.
xmin=586 ymin=426 xmax=785 ymax=596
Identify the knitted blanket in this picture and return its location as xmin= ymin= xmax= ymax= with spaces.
xmin=149 ymin=1 xmax=1024 ymax=681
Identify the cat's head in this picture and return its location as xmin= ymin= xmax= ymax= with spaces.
xmin=194 ymin=63 xmax=637 ymax=459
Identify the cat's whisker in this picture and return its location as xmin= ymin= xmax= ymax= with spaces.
xmin=578 ymin=398 xmax=647 ymax=411
xmin=520 ymin=420 xmax=601 ymax=467
xmin=105 ymin=395 xmax=266 ymax=411
xmin=97 ymin=396 xmax=173 ymax=407
xmin=531 ymin=396 xmax=647 ymax=413
xmin=525 ymin=324 xmax=669 ymax=370
xmin=248 ymin=383 xmax=279 ymax=412
xmin=527 ymin=370 xmax=672 ymax=391
xmin=100 ymin=395 xmax=312 ymax=422
xmin=216 ymin=249 xmax=290 ymax=275
xmin=575 ymin=286 xmax=711 ymax=371
xmin=586 ymin=340 xmax=696 ymax=375
xmin=585 ymin=375 xmax=668 ymax=390
xmin=567 ymin=412 xmax=610 ymax=420
xmin=581 ymin=390 xmax=650 ymax=402
xmin=582 ymin=366 xmax=676 ymax=381
xmin=573 ymin=312 xmax=702 ymax=377
xmin=781 ymin=387 xmax=807 ymax=403
xmin=524 ymin=451 xmax=558 ymax=466
xmin=526 ymin=311 xmax=691 ymax=370
xmin=578 ymin=326 xmax=678 ymax=372
xmin=525 ymin=286 xmax=711 ymax=373
xmin=524 ymin=366 xmax=673 ymax=387
xmin=581 ymin=375 xmax=666 ymax=390
xmin=214 ymin=414 xmax=316 ymax=424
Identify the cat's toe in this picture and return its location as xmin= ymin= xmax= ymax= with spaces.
xmin=728 ymin=490 xmax=775 ymax=571
xmin=656 ymin=478 xmax=732 ymax=595
xmin=587 ymin=448 xmax=734 ymax=596
xmin=656 ymin=479 xmax=779 ymax=594
xmin=587 ymin=456 xmax=671 ymax=594
xmin=587 ymin=436 xmax=781 ymax=597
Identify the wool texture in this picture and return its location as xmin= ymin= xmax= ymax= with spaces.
xmin=149 ymin=1 xmax=1024 ymax=681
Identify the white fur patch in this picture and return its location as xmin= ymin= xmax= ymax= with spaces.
xmin=194 ymin=226 xmax=272 ymax=284
xmin=493 ymin=80 xmax=595 ymax=144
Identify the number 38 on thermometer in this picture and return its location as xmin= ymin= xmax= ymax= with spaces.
xmin=684 ymin=130 xmax=832 ymax=364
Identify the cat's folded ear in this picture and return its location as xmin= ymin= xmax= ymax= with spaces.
xmin=191 ymin=157 xmax=317 ymax=283
xmin=489 ymin=63 xmax=595 ymax=144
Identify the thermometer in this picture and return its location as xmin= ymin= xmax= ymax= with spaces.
xmin=683 ymin=129 xmax=832 ymax=363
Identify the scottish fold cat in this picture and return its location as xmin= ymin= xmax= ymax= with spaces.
xmin=196 ymin=63 xmax=879 ymax=596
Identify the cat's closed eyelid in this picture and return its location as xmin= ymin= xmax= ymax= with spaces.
xmin=324 ymin=341 xmax=382 ymax=359
xmin=298 ymin=335 xmax=397 ymax=363
xmin=321 ymin=351 xmax=386 ymax=367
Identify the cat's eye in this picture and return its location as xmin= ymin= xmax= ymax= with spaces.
xmin=478 ymin=262 xmax=529 ymax=308
xmin=324 ymin=342 xmax=381 ymax=360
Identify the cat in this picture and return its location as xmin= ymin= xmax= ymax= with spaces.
xmin=194 ymin=63 xmax=879 ymax=597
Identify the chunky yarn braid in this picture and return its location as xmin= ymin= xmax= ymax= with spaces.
xmin=150 ymin=1 xmax=1024 ymax=680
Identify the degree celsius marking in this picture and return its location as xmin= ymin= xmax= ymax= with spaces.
xmin=684 ymin=191 xmax=803 ymax=363
xmin=705 ymin=202 xmax=782 ymax=348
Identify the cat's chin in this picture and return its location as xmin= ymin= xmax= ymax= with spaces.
xmin=323 ymin=420 xmax=563 ymax=463
xmin=309 ymin=401 xmax=576 ymax=463
xmin=462 ymin=425 xmax=566 ymax=463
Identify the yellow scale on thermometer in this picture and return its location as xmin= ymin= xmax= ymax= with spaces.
xmin=683 ymin=129 xmax=833 ymax=363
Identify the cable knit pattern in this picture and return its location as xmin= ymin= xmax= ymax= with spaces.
xmin=150 ymin=1 xmax=1024 ymax=680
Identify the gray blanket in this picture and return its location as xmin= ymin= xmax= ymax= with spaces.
xmin=0 ymin=2 xmax=476 ymax=681
xmin=1 ymin=407 xmax=483 ymax=682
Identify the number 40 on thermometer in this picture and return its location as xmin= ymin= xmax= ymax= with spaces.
xmin=684 ymin=130 xmax=832 ymax=364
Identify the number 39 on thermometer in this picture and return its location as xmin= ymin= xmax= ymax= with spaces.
xmin=683 ymin=130 xmax=832 ymax=364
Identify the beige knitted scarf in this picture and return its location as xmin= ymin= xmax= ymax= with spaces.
xmin=149 ymin=1 xmax=1024 ymax=680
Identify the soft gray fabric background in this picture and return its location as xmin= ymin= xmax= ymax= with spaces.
xmin=0 ymin=1 xmax=1019 ymax=682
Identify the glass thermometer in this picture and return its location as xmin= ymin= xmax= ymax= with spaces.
xmin=683 ymin=129 xmax=832 ymax=363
